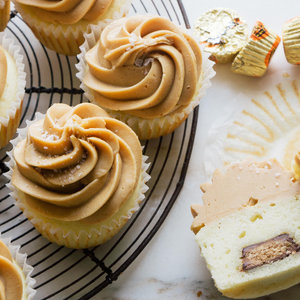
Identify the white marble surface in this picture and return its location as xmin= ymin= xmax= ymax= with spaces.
xmin=99 ymin=1 xmax=300 ymax=299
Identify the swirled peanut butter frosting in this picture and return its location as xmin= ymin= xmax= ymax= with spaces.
xmin=0 ymin=239 xmax=23 ymax=299
xmin=83 ymin=15 xmax=202 ymax=119
xmin=14 ymin=0 xmax=113 ymax=24
xmin=12 ymin=103 xmax=142 ymax=224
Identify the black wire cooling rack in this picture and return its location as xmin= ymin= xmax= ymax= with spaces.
xmin=0 ymin=1 xmax=198 ymax=299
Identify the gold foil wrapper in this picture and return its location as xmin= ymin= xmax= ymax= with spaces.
xmin=0 ymin=0 xmax=10 ymax=31
xmin=283 ymin=17 xmax=300 ymax=64
xmin=232 ymin=21 xmax=280 ymax=77
xmin=194 ymin=8 xmax=248 ymax=64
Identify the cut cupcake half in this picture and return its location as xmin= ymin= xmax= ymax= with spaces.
xmin=191 ymin=160 xmax=300 ymax=299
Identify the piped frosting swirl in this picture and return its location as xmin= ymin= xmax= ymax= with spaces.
xmin=14 ymin=0 xmax=113 ymax=24
xmin=12 ymin=103 xmax=142 ymax=224
xmin=0 ymin=239 xmax=23 ymax=300
xmin=83 ymin=15 xmax=202 ymax=119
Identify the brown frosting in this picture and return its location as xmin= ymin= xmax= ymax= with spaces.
xmin=14 ymin=0 xmax=113 ymax=24
xmin=0 ymin=239 xmax=23 ymax=300
xmin=0 ymin=45 xmax=7 ymax=98
xmin=12 ymin=103 xmax=142 ymax=224
xmin=83 ymin=15 xmax=202 ymax=119
xmin=191 ymin=160 xmax=300 ymax=234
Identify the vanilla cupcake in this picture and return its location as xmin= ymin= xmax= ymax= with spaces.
xmin=0 ymin=0 xmax=10 ymax=31
xmin=191 ymin=160 xmax=300 ymax=299
xmin=13 ymin=0 xmax=131 ymax=56
xmin=9 ymin=103 xmax=150 ymax=249
xmin=77 ymin=15 xmax=214 ymax=140
xmin=0 ymin=236 xmax=35 ymax=299
xmin=0 ymin=33 xmax=26 ymax=149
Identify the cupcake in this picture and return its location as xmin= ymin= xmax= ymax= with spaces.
xmin=191 ymin=160 xmax=300 ymax=299
xmin=13 ymin=0 xmax=132 ymax=56
xmin=194 ymin=8 xmax=248 ymax=63
xmin=282 ymin=17 xmax=300 ymax=64
xmin=9 ymin=103 xmax=150 ymax=249
xmin=0 ymin=33 xmax=26 ymax=149
xmin=0 ymin=235 xmax=36 ymax=299
xmin=232 ymin=21 xmax=280 ymax=77
xmin=0 ymin=0 xmax=10 ymax=31
xmin=77 ymin=15 xmax=215 ymax=140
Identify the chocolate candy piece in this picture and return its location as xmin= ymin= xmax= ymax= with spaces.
xmin=242 ymin=233 xmax=300 ymax=271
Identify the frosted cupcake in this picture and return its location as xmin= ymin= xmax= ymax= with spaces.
xmin=0 ymin=0 xmax=10 ymax=31
xmin=0 ymin=33 xmax=26 ymax=149
xmin=9 ymin=103 xmax=150 ymax=249
xmin=77 ymin=15 xmax=214 ymax=140
xmin=13 ymin=0 xmax=132 ymax=56
xmin=0 ymin=236 xmax=35 ymax=299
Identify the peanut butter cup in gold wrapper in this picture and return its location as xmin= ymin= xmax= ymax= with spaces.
xmin=232 ymin=21 xmax=280 ymax=77
xmin=0 ymin=0 xmax=10 ymax=31
xmin=194 ymin=8 xmax=248 ymax=63
xmin=283 ymin=17 xmax=300 ymax=64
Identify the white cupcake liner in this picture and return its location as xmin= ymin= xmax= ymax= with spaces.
xmin=6 ymin=111 xmax=151 ymax=248
xmin=14 ymin=0 xmax=131 ymax=56
xmin=0 ymin=32 xmax=26 ymax=148
xmin=76 ymin=18 xmax=215 ymax=139
xmin=202 ymin=77 xmax=300 ymax=178
xmin=0 ymin=234 xmax=36 ymax=299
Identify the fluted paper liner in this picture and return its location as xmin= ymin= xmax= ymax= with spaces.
xmin=203 ymin=77 xmax=300 ymax=178
xmin=76 ymin=21 xmax=215 ymax=140
xmin=6 ymin=112 xmax=151 ymax=249
xmin=0 ymin=33 xmax=26 ymax=149
xmin=14 ymin=0 xmax=132 ymax=56
xmin=0 ymin=234 xmax=36 ymax=299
